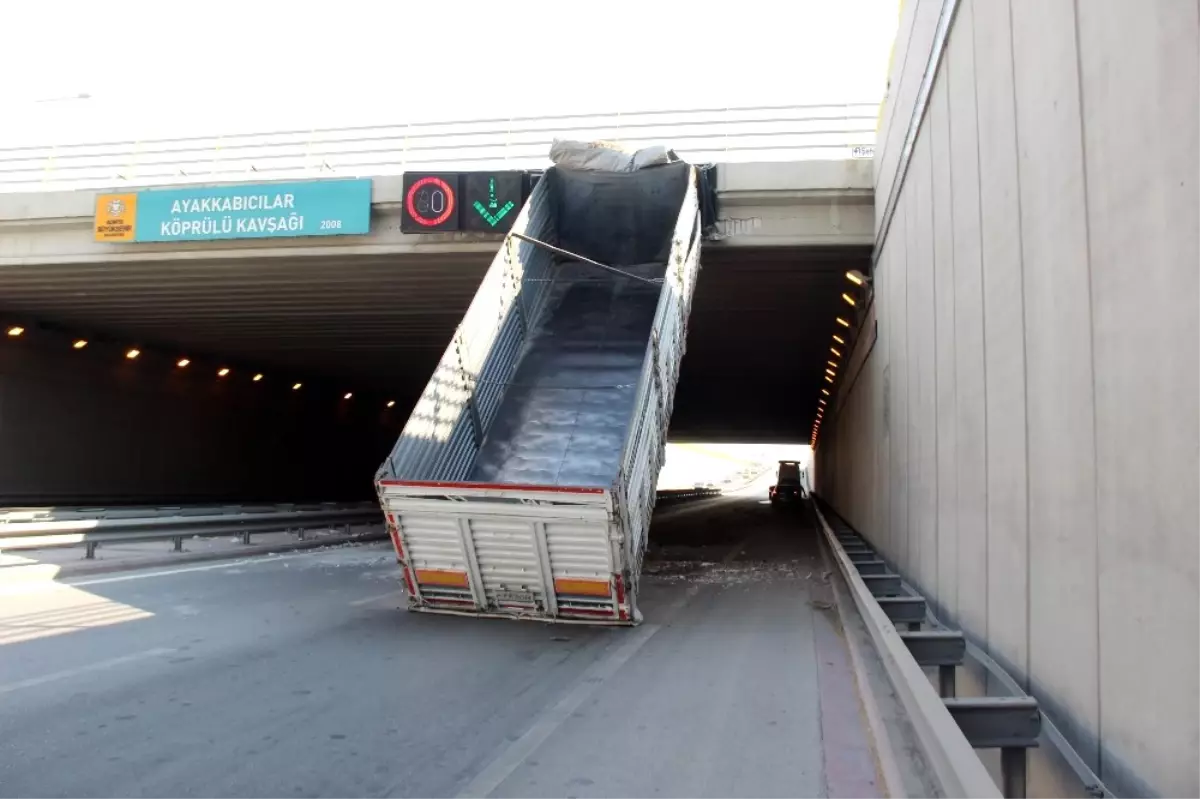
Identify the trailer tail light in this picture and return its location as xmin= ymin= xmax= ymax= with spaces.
xmin=614 ymin=574 xmax=629 ymax=621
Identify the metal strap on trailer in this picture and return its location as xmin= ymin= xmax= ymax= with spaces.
xmin=813 ymin=498 xmax=1046 ymax=799
xmin=0 ymin=502 xmax=383 ymax=559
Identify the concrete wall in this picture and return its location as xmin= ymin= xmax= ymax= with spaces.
xmin=817 ymin=1 xmax=1199 ymax=796
xmin=0 ymin=326 xmax=398 ymax=505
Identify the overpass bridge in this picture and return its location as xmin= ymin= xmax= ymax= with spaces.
xmin=0 ymin=142 xmax=873 ymax=502
xmin=0 ymin=3 xmax=1196 ymax=797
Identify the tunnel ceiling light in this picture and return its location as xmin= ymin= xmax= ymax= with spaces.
xmin=825 ymin=368 xmax=836 ymax=377
xmin=821 ymin=388 xmax=830 ymax=396
xmin=833 ymin=334 xmax=846 ymax=345
xmin=292 ymin=382 xmax=303 ymax=391
xmin=818 ymin=399 xmax=826 ymax=406
xmin=72 ymin=339 xmax=88 ymax=349
xmin=831 ymin=347 xmax=842 ymax=358
xmin=253 ymin=373 xmax=263 ymax=382
xmin=343 ymin=392 xmax=353 ymax=400
xmin=846 ymin=269 xmax=868 ymax=287
xmin=176 ymin=357 xmax=190 ymax=368
xmin=841 ymin=293 xmax=857 ymax=307
xmin=125 ymin=348 xmax=140 ymax=360
xmin=217 ymin=367 xmax=230 ymax=377
xmin=827 ymin=360 xmax=838 ymax=368
xmin=836 ymin=317 xmax=851 ymax=328
xmin=6 ymin=326 xmax=24 ymax=337
xmin=386 ymin=400 xmax=396 ymax=408
xmin=825 ymin=375 xmax=834 ymax=383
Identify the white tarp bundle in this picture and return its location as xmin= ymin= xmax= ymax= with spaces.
xmin=549 ymin=139 xmax=679 ymax=172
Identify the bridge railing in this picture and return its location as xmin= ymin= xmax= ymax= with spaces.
xmin=0 ymin=103 xmax=879 ymax=194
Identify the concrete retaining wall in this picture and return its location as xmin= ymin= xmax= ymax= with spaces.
xmin=817 ymin=1 xmax=1199 ymax=795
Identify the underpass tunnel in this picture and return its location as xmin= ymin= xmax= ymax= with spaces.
xmin=671 ymin=245 xmax=872 ymax=443
xmin=0 ymin=242 xmax=869 ymax=506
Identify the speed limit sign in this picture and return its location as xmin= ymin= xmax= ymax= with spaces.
xmin=401 ymin=173 xmax=461 ymax=232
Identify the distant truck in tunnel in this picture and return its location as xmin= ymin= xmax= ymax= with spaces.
xmin=375 ymin=156 xmax=702 ymax=624
xmin=768 ymin=460 xmax=808 ymax=506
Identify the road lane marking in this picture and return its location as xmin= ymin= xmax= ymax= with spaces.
xmin=451 ymin=566 xmax=714 ymax=799
xmin=453 ymin=624 xmax=662 ymax=799
xmin=0 ymin=543 xmax=392 ymax=598
xmin=0 ymin=647 xmax=175 ymax=696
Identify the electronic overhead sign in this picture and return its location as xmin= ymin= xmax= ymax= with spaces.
xmin=462 ymin=171 xmax=524 ymax=233
xmin=401 ymin=173 xmax=460 ymax=233
xmin=400 ymin=171 xmax=534 ymax=235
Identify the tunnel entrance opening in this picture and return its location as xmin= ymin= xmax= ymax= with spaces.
xmin=0 ymin=242 xmax=865 ymax=506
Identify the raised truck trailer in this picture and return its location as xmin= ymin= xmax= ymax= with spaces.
xmin=375 ymin=159 xmax=701 ymax=624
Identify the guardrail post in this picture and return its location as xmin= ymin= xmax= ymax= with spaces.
xmin=85 ymin=541 xmax=97 ymax=559
xmin=173 ymin=536 xmax=183 ymax=552
xmin=1001 ymin=747 xmax=1027 ymax=799
xmin=296 ymin=527 xmax=306 ymax=541
xmin=241 ymin=531 xmax=252 ymax=545
xmin=939 ymin=664 xmax=956 ymax=698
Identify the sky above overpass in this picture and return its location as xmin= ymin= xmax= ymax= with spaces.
xmin=1 ymin=0 xmax=898 ymax=144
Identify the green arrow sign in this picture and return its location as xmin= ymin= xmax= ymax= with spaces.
xmin=472 ymin=177 xmax=516 ymax=228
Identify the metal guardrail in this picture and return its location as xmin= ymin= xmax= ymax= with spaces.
xmin=0 ymin=103 xmax=880 ymax=193
xmin=813 ymin=497 xmax=1042 ymax=799
xmin=0 ymin=489 xmax=721 ymax=560
xmin=0 ymin=502 xmax=382 ymax=559
xmin=654 ymin=487 xmax=723 ymax=505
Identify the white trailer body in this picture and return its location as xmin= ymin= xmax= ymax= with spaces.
xmin=376 ymin=161 xmax=701 ymax=624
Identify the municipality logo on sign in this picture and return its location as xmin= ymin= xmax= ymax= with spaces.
xmin=106 ymin=198 xmax=126 ymax=216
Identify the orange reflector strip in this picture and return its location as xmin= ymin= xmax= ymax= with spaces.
xmin=415 ymin=569 xmax=469 ymax=588
xmin=554 ymin=578 xmax=612 ymax=597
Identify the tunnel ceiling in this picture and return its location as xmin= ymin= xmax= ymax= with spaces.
xmin=0 ymin=244 xmax=869 ymax=442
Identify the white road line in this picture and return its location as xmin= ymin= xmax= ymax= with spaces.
xmin=0 ymin=557 xmax=283 ymax=598
xmin=0 ymin=544 xmax=390 ymax=598
xmin=349 ymin=590 xmax=402 ymax=607
xmin=0 ymin=647 xmax=175 ymax=696
xmin=452 ymin=555 xmax=721 ymax=799
xmin=454 ymin=623 xmax=662 ymax=799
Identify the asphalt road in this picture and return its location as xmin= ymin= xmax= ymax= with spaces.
xmin=0 ymin=491 xmax=883 ymax=798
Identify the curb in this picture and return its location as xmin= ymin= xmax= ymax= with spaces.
xmin=0 ymin=531 xmax=390 ymax=584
